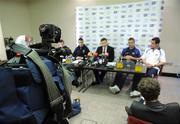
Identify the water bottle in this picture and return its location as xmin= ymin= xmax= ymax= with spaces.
xmin=135 ymin=60 xmax=143 ymax=72
xmin=65 ymin=56 xmax=72 ymax=64
xmin=116 ymin=55 xmax=123 ymax=69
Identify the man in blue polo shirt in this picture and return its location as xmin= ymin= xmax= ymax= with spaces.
xmin=109 ymin=37 xmax=141 ymax=94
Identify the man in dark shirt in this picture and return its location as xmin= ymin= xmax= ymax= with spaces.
xmin=72 ymin=38 xmax=90 ymax=86
xmin=56 ymin=39 xmax=72 ymax=57
xmin=109 ymin=37 xmax=141 ymax=94
xmin=73 ymin=38 xmax=90 ymax=60
xmin=125 ymin=78 xmax=180 ymax=124
xmin=92 ymin=38 xmax=115 ymax=85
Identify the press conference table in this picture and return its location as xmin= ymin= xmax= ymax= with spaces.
xmin=71 ymin=63 xmax=147 ymax=93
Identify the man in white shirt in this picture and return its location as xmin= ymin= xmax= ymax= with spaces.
xmin=130 ymin=37 xmax=166 ymax=97
xmin=142 ymin=37 xmax=166 ymax=76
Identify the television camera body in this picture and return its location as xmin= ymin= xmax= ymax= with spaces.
xmin=0 ymin=24 xmax=73 ymax=124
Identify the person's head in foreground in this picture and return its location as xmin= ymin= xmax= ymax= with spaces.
xmin=125 ymin=78 xmax=180 ymax=124
xmin=100 ymin=38 xmax=108 ymax=47
xmin=138 ymin=77 xmax=160 ymax=102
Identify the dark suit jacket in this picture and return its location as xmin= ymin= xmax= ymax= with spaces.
xmin=96 ymin=46 xmax=114 ymax=62
xmin=127 ymin=101 xmax=180 ymax=124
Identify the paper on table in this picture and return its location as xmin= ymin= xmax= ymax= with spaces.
xmin=106 ymin=62 xmax=116 ymax=67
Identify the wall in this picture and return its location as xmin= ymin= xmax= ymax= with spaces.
xmin=0 ymin=21 xmax=7 ymax=60
xmin=160 ymin=0 xmax=180 ymax=73
xmin=0 ymin=0 xmax=32 ymax=39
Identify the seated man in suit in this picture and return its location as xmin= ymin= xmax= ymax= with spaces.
xmin=109 ymin=37 xmax=141 ymax=94
xmin=92 ymin=38 xmax=114 ymax=85
xmin=125 ymin=78 xmax=180 ymax=124
xmin=72 ymin=38 xmax=90 ymax=86
xmin=130 ymin=37 xmax=166 ymax=97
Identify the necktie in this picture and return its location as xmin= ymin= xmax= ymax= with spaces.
xmin=103 ymin=47 xmax=105 ymax=53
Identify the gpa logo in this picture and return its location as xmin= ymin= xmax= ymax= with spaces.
xmin=92 ymin=30 xmax=96 ymax=33
xmin=122 ymin=5 xmax=126 ymax=8
xmin=136 ymin=9 xmax=141 ymax=12
xmin=128 ymin=4 xmax=133 ymax=8
xmin=113 ymin=29 xmax=117 ymax=32
xmin=152 ymin=1 xmax=157 ymax=5
xmin=144 ymin=14 xmax=148 ymax=17
xmin=92 ymin=12 xmax=96 ymax=15
xmin=99 ymin=34 xmax=103 ymax=37
xmin=106 ymin=25 xmax=110 ymax=28
xmin=134 ymin=29 xmax=139 ymax=32
xmin=150 ymin=24 xmax=155 ymax=27
xmin=128 ymin=20 xmax=133 ymax=23
xmin=99 ymin=17 xmax=103 ymax=19
xmin=114 ymin=11 xmax=118 ymax=14
xmin=144 ymin=2 xmax=149 ymax=6
xmin=106 ymin=7 xmax=110 ymax=9
xmin=85 ymin=26 xmax=89 ymax=29
xmin=159 ymin=29 xmax=162 ymax=32
xmin=78 ymin=18 xmax=83 ymax=20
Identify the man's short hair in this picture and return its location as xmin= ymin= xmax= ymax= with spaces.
xmin=59 ymin=39 xmax=64 ymax=43
xmin=79 ymin=37 xmax=83 ymax=41
xmin=152 ymin=37 xmax=160 ymax=44
xmin=138 ymin=78 xmax=160 ymax=101
xmin=100 ymin=38 xmax=107 ymax=42
xmin=128 ymin=37 xmax=135 ymax=42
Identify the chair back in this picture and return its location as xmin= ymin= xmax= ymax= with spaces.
xmin=128 ymin=116 xmax=153 ymax=124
